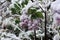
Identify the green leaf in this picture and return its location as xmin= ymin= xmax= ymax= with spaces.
xmin=7 ymin=25 xmax=14 ymax=30
xmin=10 ymin=2 xmax=21 ymax=15
xmin=14 ymin=4 xmax=20 ymax=10
xmin=11 ymin=3 xmax=21 ymax=15
xmin=14 ymin=28 xmax=20 ymax=36
xmin=28 ymin=8 xmax=37 ymax=14
xmin=31 ymin=13 xmax=37 ymax=19
xmin=28 ymin=8 xmax=44 ymax=19
xmin=24 ymin=0 xmax=29 ymax=5
xmin=11 ymin=8 xmax=17 ymax=14
xmin=21 ymin=0 xmax=29 ymax=8
xmin=15 ymin=19 xmax=20 ymax=24
xmin=31 ymin=12 xmax=44 ymax=19
xmin=21 ymin=2 xmax=25 ymax=8
xmin=16 ymin=2 xmax=21 ymax=7
xmin=36 ymin=12 xmax=44 ymax=19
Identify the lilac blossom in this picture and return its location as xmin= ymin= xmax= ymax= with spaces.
xmin=51 ymin=0 xmax=60 ymax=26
xmin=53 ymin=33 xmax=60 ymax=40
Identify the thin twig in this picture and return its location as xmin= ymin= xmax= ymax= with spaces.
xmin=39 ymin=5 xmax=47 ymax=40
xmin=34 ymin=29 xmax=36 ymax=40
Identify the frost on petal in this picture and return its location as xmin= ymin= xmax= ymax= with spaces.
xmin=51 ymin=0 xmax=60 ymax=13
xmin=9 ymin=4 xmax=14 ymax=8
xmin=53 ymin=33 xmax=60 ymax=40
xmin=20 ymin=14 xmax=28 ymax=21
xmin=33 ymin=19 xmax=39 ymax=25
xmin=28 ymin=23 xmax=39 ymax=30
xmin=51 ymin=0 xmax=60 ymax=27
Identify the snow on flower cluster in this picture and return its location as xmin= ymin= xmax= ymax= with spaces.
xmin=0 ymin=0 xmax=45 ymax=40
xmin=51 ymin=0 xmax=60 ymax=40
xmin=0 ymin=0 xmax=60 ymax=40
xmin=19 ymin=0 xmax=42 ymax=30
xmin=51 ymin=0 xmax=60 ymax=26
xmin=20 ymin=14 xmax=40 ymax=30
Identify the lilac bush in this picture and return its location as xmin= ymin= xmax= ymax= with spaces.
xmin=0 ymin=0 xmax=60 ymax=40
